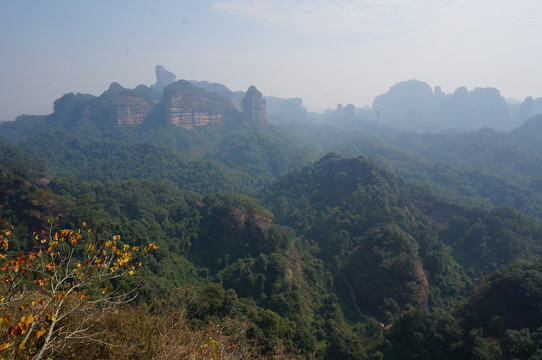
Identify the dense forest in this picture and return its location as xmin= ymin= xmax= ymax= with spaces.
xmin=2 ymin=79 xmax=542 ymax=359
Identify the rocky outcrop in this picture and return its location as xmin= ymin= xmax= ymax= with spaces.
xmin=242 ymin=86 xmax=267 ymax=125
xmin=220 ymin=208 xmax=249 ymax=245
xmin=408 ymin=264 xmax=429 ymax=309
xmin=190 ymin=80 xmax=245 ymax=111
xmin=53 ymin=83 xmax=160 ymax=127
xmin=51 ymin=69 xmax=276 ymax=130
xmin=103 ymin=95 xmax=153 ymax=126
xmin=164 ymin=98 xmax=226 ymax=129
xmin=78 ymin=95 xmax=155 ymax=127
xmin=163 ymin=80 xmax=237 ymax=129
xmin=219 ymin=208 xmax=272 ymax=251
xmin=53 ymin=92 xmax=94 ymax=121
xmin=192 ymin=80 xmax=307 ymax=118
xmin=248 ymin=214 xmax=272 ymax=249
xmin=151 ymin=65 xmax=176 ymax=92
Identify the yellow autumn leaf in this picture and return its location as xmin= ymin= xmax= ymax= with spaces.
xmin=21 ymin=314 xmax=33 ymax=325
xmin=36 ymin=327 xmax=46 ymax=339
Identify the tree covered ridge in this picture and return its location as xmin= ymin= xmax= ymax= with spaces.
xmin=3 ymin=108 xmax=542 ymax=358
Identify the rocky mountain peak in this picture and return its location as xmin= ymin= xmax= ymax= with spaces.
xmin=151 ymin=65 xmax=176 ymax=92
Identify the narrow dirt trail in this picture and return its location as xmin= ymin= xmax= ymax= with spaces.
xmin=343 ymin=277 xmax=368 ymax=320
xmin=343 ymin=278 xmax=388 ymax=337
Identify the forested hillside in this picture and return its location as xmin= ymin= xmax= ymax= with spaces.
xmin=272 ymin=113 xmax=542 ymax=217
xmin=2 ymin=80 xmax=542 ymax=359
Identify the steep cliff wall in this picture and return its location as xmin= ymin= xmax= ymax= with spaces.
xmin=164 ymin=93 xmax=226 ymax=129
xmin=52 ymin=78 xmax=272 ymax=130
xmin=163 ymin=80 xmax=237 ymax=129
xmin=242 ymin=86 xmax=267 ymax=125
xmin=53 ymin=83 xmax=160 ymax=127
xmin=77 ymin=96 xmax=154 ymax=127
xmin=107 ymin=95 xmax=153 ymax=126
xmin=167 ymin=110 xmax=225 ymax=129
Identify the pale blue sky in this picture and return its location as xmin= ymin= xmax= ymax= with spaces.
xmin=1 ymin=0 xmax=541 ymax=121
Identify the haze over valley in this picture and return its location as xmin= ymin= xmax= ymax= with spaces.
xmin=2 ymin=2 xmax=542 ymax=359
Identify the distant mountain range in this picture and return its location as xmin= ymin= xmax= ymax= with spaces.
xmin=366 ymin=79 xmax=542 ymax=132
xmin=144 ymin=68 xmax=542 ymax=133
xmin=186 ymin=71 xmax=542 ymax=133
xmin=3 ymin=66 xmax=541 ymax=134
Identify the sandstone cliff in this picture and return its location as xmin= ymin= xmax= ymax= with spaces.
xmin=219 ymin=208 xmax=272 ymax=251
xmin=242 ymin=86 xmax=267 ymax=125
xmin=163 ymin=80 xmax=237 ymax=129
xmin=51 ymin=70 xmax=270 ymax=130
xmin=100 ymin=95 xmax=154 ymax=126
xmin=53 ymin=83 xmax=160 ymax=127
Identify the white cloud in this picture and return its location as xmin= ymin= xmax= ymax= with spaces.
xmin=211 ymin=0 xmax=462 ymax=34
xmin=207 ymin=0 xmax=542 ymax=106
xmin=211 ymin=0 xmax=542 ymax=37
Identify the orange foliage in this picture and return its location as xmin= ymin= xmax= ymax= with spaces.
xmin=0 ymin=218 xmax=155 ymax=360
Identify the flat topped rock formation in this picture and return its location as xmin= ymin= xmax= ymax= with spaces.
xmin=53 ymin=83 xmax=161 ymax=127
xmin=47 ymin=68 xmax=269 ymax=130
xmin=12 ymin=66 xmax=272 ymax=131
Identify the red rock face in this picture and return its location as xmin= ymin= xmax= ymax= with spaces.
xmin=407 ymin=264 xmax=429 ymax=310
xmin=242 ymin=86 xmax=267 ymax=125
xmin=79 ymin=95 xmax=154 ymax=127
xmin=218 ymin=208 xmax=272 ymax=250
xmin=164 ymin=94 xmax=226 ymax=129
xmin=249 ymin=215 xmax=272 ymax=248
xmin=108 ymin=96 xmax=153 ymax=126
xmin=168 ymin=111 xmax=225 ymax=129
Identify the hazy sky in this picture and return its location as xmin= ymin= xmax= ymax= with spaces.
xmin=1 ymin=0 xmax=541 ymax=121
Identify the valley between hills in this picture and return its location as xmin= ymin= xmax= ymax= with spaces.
xmin=2 ymin=66 xmax=542 ymax=359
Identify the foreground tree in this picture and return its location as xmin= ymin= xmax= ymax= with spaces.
xmin=0 ymin=218 xmax=156 ymax=359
